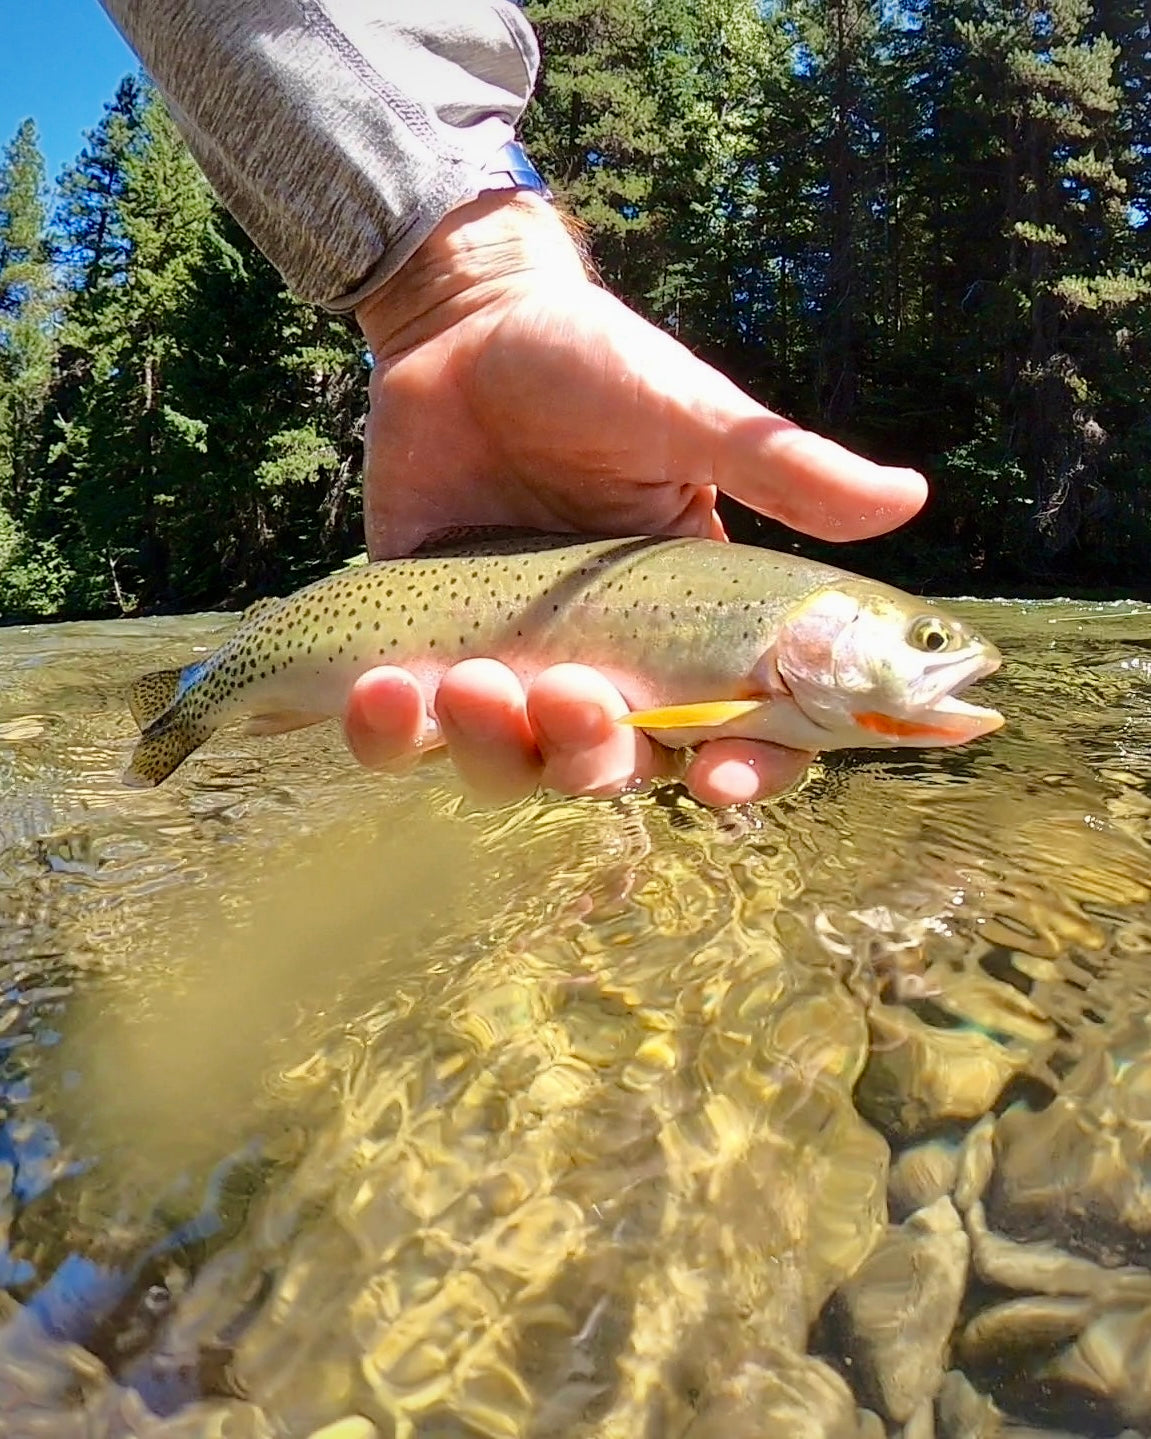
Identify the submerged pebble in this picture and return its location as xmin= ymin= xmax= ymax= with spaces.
xmin=988 ymin=1036 xmax=1151 ymax=1266
xmin=680 ymin=1350 xmax=871 ymax=1439
xmin=1044 ymin=1303 xmax=1151 ymax=1429
xmin=887 ymin=1139 xmax=961 ymax=1220
xmin=828 ymin=1196 xmax=969 ymax=1422
xmin=856 ymin=1007 xmax=1028 ymax=1142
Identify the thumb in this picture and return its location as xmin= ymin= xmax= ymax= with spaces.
xmin=716 ymin=411 xmax=930 ymax=542
xmin=593 ymin=296 xmax=929 ymax=541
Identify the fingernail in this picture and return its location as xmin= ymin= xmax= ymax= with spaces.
xmin=708 ymin=755 xmax=768 ymax=804
xmin=534 ymin=700 xmax=610 ymax=751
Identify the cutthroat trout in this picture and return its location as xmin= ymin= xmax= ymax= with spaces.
xmin=123 ymin=533 xmax=1003 ymax=787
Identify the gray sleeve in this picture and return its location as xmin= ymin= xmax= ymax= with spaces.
xmin=98 ymin=0 xmax=540 ymax=310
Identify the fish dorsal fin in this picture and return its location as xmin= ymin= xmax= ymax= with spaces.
xmin=127 ymin=667 xmax=185 ymax=731
xmin=239 ymin=594 xmax=283 ymax=626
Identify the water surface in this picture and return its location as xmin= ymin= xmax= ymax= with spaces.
xmin=1 ymin=600 xmax=1150 ymax=1438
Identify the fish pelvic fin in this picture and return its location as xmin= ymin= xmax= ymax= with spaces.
xmin=123 ymin=703 xmax=216 ymax=788
xmin=127 ymin=666 xmax=196 ymax=732
xmin=242 ymin=709 xmax=328 ymax=737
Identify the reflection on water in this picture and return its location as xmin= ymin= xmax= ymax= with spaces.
xmin=0 ymin=600 xmax=1150 ymax=1437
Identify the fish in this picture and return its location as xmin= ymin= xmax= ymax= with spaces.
xmin=122 ymin=532 xmax=1004 ymax=787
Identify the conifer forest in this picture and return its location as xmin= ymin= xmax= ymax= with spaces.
xmin=1 ymin=0 xmax=1148 ymax=619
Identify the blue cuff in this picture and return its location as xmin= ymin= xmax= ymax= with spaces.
xmin=482 ymin=140 xmax=552 ymax=201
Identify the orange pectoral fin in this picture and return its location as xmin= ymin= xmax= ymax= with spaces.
xmin=854 ymin=710 xmax=965 ymax=741
xmin=618 ymin=700 xmax=764 ymax=731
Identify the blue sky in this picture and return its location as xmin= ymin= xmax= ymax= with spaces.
xmin=1 ymin=1 xmax=139 ymax=184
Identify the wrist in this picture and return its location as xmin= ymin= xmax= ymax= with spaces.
xmin=355 ymin=191 xmax=592 ymax=363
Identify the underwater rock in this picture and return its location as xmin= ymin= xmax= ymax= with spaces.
xmin=988 ymin=1046 xmax=1151 ymax=1266
xmin=967 ymin=1198 xmax=1151 ymax=1302
xmin=138 ymin=1401 xmax=276 ymax=1437
xmin=899 ymin=1396 xmax=936 ymax=1439
xmin=956 ymin=1295 xmax=1093 ymax=1372
xmin=828 ymin=1196 xmax=968 ymax=1422
xmin=856 ymin=1007 xmax=1028 ymax=1142
xmin=937 ymin=1363 xmax=1147 ymax=1439
xmin=1043 ymin=1302 xmax=1151 ymax=1430
xmin=936 ymin=1369 xmax=1002 ymax=1439
xmin=887 ymin=1140 xmax=959 ymax=1221
xmin=680 ymin=1350 xmax=871 ymax=1439
xmin=953 ymin=1116 xmax=996 ymax=1214
xmin=855 ymin=1409 xmax=886 ymax=1439
xmin=304 ymin=1420 xmax=379 ymax=1439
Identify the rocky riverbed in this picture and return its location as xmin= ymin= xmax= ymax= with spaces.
xmin=0 ymin=601 xmax=1149 ymax=1437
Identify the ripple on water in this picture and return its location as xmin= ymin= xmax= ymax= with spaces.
xmin=0 ymin=601 xmax=1150 ymax=1436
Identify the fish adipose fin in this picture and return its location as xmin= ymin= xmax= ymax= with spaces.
xmin=127 ymin=667 xmax=188 ymax=731
xmin=123 ymin=703 xmax=216 ymax=788
xmin=619 ymin=700 xmax=763 ymax=730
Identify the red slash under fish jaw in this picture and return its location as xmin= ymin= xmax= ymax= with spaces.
xmin=854 ymin=711 xmax=977 ymax=742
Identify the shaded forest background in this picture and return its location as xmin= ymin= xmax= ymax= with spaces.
xmin=1 ymin=0 xmax=1148 ymax=620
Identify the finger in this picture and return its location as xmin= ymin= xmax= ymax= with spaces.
xmin=568 ymin=294 xmax=928 ymax=541
xmin=343 ymin=666 xmax=427 ymax=772
xmin=527 ymin=664 xmax=670 ymax=798
xmin=684 ymin=740 xmax=816 ymax=806
xmin=436 ymin=659 xmax=544 ymax=804
xmin=719 ymin=415 xmax=929 ymax=542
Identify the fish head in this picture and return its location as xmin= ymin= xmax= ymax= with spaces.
xmin=762 ymin=585 xmax=1004 ymax=749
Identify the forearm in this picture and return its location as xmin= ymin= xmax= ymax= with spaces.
xmin=99 ymin=0 xmax=539 ymax=310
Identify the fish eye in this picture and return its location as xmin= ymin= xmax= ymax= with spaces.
xmin=908 ymin=616 xmax=954 ymax=653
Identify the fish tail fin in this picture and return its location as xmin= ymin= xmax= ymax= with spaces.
xmin=127 ymin=666 xmax=195 ymax=731
xmin=123 ymin=704 xmax=216 ymax=788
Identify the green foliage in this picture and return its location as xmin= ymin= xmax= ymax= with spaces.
xmin=0 ymin=505 xmax=70 ymax=618
xmin=0 ymin=2 xmax=1149 ymax=617
xmin=0 ymin=80 xmax=365 ymax=619
xmin=0 ymin=118 xmax=58 ymax=518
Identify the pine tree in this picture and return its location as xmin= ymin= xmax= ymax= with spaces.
xmin=942 ymin=0 xmax=1145 ymax=570
xmin=0 ymin=120 xmax=57 ymax=508
xmin=46 ymin=81 xmax=216 ymax=611
xmin=0 ymin=119 xmax=64 ymax=615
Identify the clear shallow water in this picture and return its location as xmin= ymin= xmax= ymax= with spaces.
xmin=0 ymin=601 xmax=1149 ymax=1437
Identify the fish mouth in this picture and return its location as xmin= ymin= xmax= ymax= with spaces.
xmin=853 ymin=649 xmax=1005 ymax=744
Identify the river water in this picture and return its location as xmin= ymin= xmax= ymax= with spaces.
xmin=0 ymin=599 xmax=1150 ymax=1438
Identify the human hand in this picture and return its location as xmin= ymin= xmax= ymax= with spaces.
xmin=348 ymin=193 xmax=927 ymax=806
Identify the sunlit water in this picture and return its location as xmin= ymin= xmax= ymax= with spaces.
xmin=1 ymin=600 xmax=1150 ymax=1438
